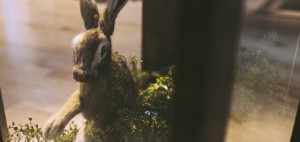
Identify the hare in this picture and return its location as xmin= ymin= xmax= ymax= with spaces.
xmin=42 ymin=0 xmax=137 ymax=141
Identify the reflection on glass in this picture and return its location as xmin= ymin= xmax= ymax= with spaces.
xmin=226 ymin=1 xmax=300 ymax=142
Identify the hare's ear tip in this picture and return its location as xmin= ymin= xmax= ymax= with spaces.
xmin=80 ymin=0 xmax=100 ymax=30
xmin=112 ymin=0 xmax=128 ymax=6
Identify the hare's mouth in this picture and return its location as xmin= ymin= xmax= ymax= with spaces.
xmin=73 ymin=69 xmax=94 ymax=83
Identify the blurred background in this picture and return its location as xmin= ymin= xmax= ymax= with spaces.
xmin=227 ymin=0 xmax=300 ymax=142
xmin=0 ymin=0 xmax=300 ymax=141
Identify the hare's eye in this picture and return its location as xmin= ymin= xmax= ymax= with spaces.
xmin=101 ymin=46 xmax=107 ymax=56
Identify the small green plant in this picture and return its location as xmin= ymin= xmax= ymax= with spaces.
xmin=7 ymin=118 xmax=44 ymax=142
xmin=53 ymin=122 xmax=78 ymax=142
xmin=7 ymin=118 xmax=78 ymax=142
xmin=128 ymin=65 xmax=175 ymax=141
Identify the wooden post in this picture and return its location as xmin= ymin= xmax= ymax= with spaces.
xmin=172 ymin=1 xmax=243 ymax=141
xmin=142 ymin=0 xmax=242 ymax=141
xmin=172 ymin=0 xmax=242 ymax=142
xmin=0 ymin=89 xmax=7 ymax=142
xmin=291 ymin=101 xmax=300 ymax=142
xmin=142 ymin=0 xmax=178 ymax=71
xmin=288 ymin=49 xmax=300 ymax=142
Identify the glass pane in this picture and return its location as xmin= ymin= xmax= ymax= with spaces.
xmin=226 ymin=0 xmax=300 ymax=142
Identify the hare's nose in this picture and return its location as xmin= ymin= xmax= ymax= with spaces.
xmin=73 ymin=70 xmax=92 ymax=83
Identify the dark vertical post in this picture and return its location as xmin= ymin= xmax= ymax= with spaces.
xmin=0 ymin=89 xmax=7 ymax=142
xmin=142 ymin=0 xmax=178 ymax=71
xmin=291 ymin=101 xmax=300 ymax=142
xmin=173 ymin=1 xmax=243 ymax=142
xmin=142 ymin=0 xmax=242 ymax=141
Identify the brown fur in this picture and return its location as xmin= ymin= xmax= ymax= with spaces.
xmin=42 ymin=0 xmax=136 ymax=141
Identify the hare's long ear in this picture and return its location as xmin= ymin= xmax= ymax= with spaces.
xmin=101 ymin=0 xmax=128 ymax=36
xmin=80 ymin=0 xmax=100 ymax=30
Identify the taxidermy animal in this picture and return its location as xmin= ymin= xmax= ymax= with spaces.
xmin=43 ymin=0 xmax=137 ymax=141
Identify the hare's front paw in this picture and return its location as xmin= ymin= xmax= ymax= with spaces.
xmin=42 ymin=114 xmax=67 ymax=140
